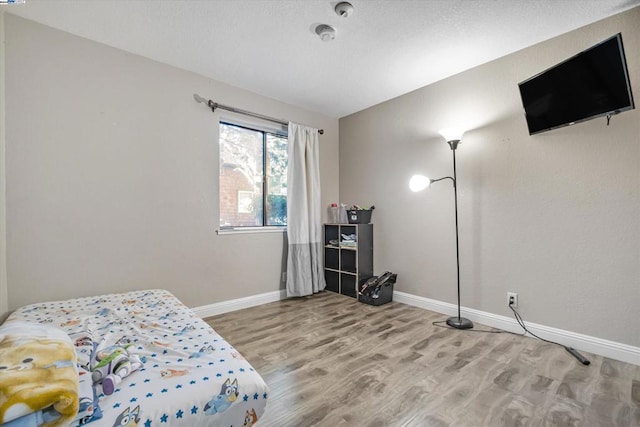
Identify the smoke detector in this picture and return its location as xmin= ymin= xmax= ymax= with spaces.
xmin=335 ymin=2 xmax=354 ymax=18
xmin=315 ymin=24 xmax=336 ymax=42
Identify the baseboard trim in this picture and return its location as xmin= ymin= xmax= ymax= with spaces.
xmin=192 ymin=290 xmax=287 ymax=318
xmin=393 ymin=291 xmax=640 ymax=366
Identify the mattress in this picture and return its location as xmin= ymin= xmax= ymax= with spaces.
xmin=7 ymin=289 xmax=268 ymax=426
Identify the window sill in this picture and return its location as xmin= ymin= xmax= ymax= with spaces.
xmin=217 ymin=226 xmax=287 ymax=235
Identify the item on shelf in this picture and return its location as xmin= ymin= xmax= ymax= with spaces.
xmin=347 ymin=205 xmax=375 ymax=224
xmin=340 ymin=233 xmax=357 ymax=248
xmin=339 ymin=203 xmax=349 ymax=224
xmin=329 ymin=203 xmax=339 ymax=223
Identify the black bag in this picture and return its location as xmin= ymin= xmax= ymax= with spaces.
xmin=358 ymin=272 xmax=397 ymax=306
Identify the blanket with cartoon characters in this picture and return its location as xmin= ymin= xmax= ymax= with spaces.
xmin=6 ymin=289 xmax=268 ymax=427
xmin=0 ymin=321 xmax=79 ymax=427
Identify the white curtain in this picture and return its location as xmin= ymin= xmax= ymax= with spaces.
xmin=285 ymin=122 xmax=326 ymax=297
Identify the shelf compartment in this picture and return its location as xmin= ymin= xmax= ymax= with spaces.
xmin=324 ymin=224 xmax=339 ymax=246
xmin=340 ymin=249 xmax=357 ymax=273
xmin=325 ymin=270 xmax=339 ymax=293
xmin=340 ymin=273 xmax=357 ymax=298
xmin=324 ymin=247 xmax=339 ymax=270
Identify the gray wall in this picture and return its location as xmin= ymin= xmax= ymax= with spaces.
xmin=2 ymin=14 xmax=339 ymax=311
xmin=0 ymin=11 xmax=7 ymax=317
xmin=340 ymin=7 xmax=640 ymax=347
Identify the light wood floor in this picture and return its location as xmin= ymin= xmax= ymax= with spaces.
xmin=206 ymin=291 xmax=639 ymax=427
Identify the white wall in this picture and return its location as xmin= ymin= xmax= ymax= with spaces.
xmin=339 ymin=7 xmax=640 ymax=347
xmin=3 ymin=14 xmax=339 ymax=312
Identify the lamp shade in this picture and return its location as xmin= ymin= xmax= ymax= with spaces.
xmin=409 ymin=174 xmax=430 ymax=192
xmin=438 ymin=128 xmax=465 ymax=142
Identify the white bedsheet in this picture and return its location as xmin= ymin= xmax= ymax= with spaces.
xmin=8 ymin=289 xmax=268 ymax=427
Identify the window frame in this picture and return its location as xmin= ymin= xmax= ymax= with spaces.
xmin=217 ymin=119 xmax=288 ymax=234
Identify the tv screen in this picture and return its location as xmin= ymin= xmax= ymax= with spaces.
xmin=519 ymin=33 xmax=635 ymax=135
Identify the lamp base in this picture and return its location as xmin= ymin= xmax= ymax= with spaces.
xmin=446 ymin=316 xmax=474 ymax=330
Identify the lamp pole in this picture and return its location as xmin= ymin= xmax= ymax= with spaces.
xmin=409 ymin=129 xmax=473 ymax=330
xmin=445 ymin=139 xmax=473 ymax=330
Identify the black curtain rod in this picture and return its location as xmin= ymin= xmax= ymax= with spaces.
xmin=193 ymin=94 xmax=324 ymax=135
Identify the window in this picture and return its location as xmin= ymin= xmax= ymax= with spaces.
xmin=219 ymin=121 xmax=288 ymax=229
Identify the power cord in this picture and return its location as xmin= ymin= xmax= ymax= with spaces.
xmin=432 ymin=320 xmax=523 ymax=335
xmin=508 ymin=302 xmax=590 ymax=366
xmin=432 ymin=301 xmax=591 ymax=366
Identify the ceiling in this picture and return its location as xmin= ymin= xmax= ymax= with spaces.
xmin=7 ymin=0 xmax=640 ymax=118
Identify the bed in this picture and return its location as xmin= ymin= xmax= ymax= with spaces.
xmin=0 ymin=289 xmax=268 ymax=427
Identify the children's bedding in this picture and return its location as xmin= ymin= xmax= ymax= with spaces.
xmin=5 ymin=289 xmax=268 ymax=427
xmin=0 ymin=321 xmax=79 ymax=427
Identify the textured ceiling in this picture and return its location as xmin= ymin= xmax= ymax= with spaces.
xmin=6 ymin=0 xmax=640 ymax=118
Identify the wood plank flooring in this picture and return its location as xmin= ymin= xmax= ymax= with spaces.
xmin=205 ymin=291 xmax=639 ymax=427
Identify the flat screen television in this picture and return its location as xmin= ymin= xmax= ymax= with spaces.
xmin=518 ymin=33 xmax=635 ymax=135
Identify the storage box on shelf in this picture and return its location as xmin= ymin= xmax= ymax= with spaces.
xmin=347 ymin=209 xmax=373 ymax=224
xmin=323 ymin=223 xmax=373 ymax=299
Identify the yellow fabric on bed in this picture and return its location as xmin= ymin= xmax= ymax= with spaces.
xmin=0 ymin=321 xmax=79 ymax=427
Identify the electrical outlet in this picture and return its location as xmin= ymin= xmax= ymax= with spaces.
xmin=507 ymin=292 xmax=518 ymax=308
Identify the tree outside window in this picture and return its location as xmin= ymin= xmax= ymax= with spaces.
xmin=219 ymin=122 xmax=287 ymax=228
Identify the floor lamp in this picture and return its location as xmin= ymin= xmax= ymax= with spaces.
xmin=409 ymin=128 xmax=473 ymax=330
